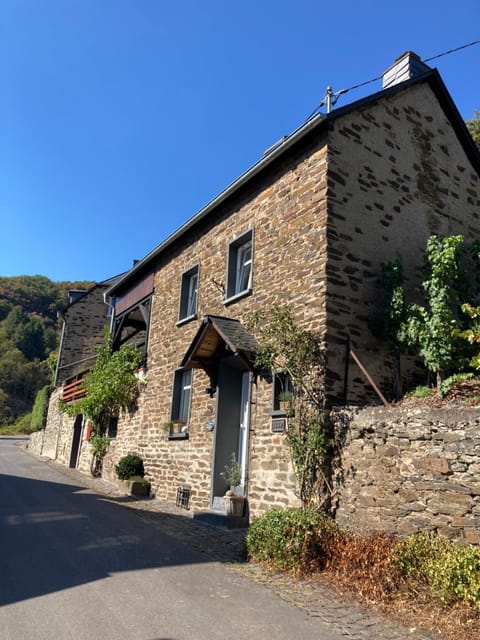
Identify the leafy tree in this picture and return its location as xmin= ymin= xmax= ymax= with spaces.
xmin=400 ymin=235 xmax=465 ymax=390
xmin=457 ymin=303 xmax=480 ymax=370
xmin=466 ymin=111 xmax=480 ymax=148
xmin=370 ymin=253 xmax=407 ymax=399
xmin=0 ymin=388 xmax=13 ymax=425
xmin=0 ymin=299 xmax=11 ymax=321
xmin=3 ymin=308 xmax=48 ymax=360
xmin=0 ymin=348 xmax=49 ymax=421
xmin=0 ymin=274 xmax=94 ymax=428
xmin=246 ymin=305 xmax=332 ymax=509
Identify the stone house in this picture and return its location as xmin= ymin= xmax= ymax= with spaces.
xmin=36 ymin=278 xmax=119 ymax=466
xmin=37 ymin=52 xmax=480 ymax=524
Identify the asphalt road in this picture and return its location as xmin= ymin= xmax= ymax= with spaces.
xmin=0 ymin=437 xmax=345 ymax=640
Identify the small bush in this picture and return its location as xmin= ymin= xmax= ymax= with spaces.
xmin=395 ymin=532 xmax=480 ymax=607
xmin=246 ymin=507 xmax=336 ymax=574
xmin=439 ymin=372 xmax=474 ymax=397
xmin=412 ymin=385 xmax=435 ymax=398
xmin=115 ymin=454 xmax=145 ymax=480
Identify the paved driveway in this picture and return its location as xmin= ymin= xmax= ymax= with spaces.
xmin=0 ymin=438 xmax=436 ymax=640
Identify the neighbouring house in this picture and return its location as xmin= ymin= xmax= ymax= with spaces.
xmin=36 ymin=278 xmax=119 ymax=467
xmin=36 ymin=52 xmax=480 ymax=528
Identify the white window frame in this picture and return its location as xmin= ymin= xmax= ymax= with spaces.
xmin=225 ymin=229 xmax=254 ymax=304
xmin=177 ymin=264 xmax=199 ymax=325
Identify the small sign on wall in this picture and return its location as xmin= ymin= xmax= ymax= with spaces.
xmin=271 ymin=418 xmax=286 ymax=433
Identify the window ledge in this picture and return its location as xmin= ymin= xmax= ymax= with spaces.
xmin=168 ymin=432 xmax=189 ymax=441
xmin=223 ymin=288 xmax=252 ymax=306
xmin=176 ymin=313 xmax=197 ymax=327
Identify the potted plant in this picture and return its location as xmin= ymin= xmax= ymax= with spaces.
xmin=115 ymin=454 xmax=151 ymax=496
xmin=278 ymin=390 xmax=294 ymax=414
xmin=220 ymin=453 xmax=245 ymax=517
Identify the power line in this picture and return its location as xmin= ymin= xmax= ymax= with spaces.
xmin=305 ymin=40 xmax=480 ymax=120
xmin=424 ymin=40 xmax=480 ymax=63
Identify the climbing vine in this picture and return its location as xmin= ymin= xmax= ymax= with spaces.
xmin=246 ymin=305 xmax=332 ymax=509
xmin=60 ymin=331 xmax=142 ymax=433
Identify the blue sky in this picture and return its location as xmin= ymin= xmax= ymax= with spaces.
xmin=1 ymin=1 xmax=479 ymax=283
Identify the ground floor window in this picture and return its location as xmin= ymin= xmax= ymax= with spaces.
xmin=169 ymin=368 xmax=192 ymax=439
xmin=273 ymin=372 xmax=294 ymax=414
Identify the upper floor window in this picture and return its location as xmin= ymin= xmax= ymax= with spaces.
xmin=178 ymin=265 xmax=199 ymax=324
xmin=169 ymin=368 xmax=193 ymax=439
xmin=225 ymin=230 xmax=253 ymax=302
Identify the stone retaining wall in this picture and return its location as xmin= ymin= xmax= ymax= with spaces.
xmin=331 ymin=406 xmax=480 ymax=544
xmin=28 ymin=429 xmax=44 ymax=456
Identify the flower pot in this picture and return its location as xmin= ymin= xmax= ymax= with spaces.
xmin=119 ymin=478 xmax=151 ymax=496
xmin=224 ymin=493 xmax=245 ymax=517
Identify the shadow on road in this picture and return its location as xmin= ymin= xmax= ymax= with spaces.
xmin=0 ymin=468 xmax=245 ymax=607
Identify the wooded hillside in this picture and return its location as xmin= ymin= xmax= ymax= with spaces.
xmin=0 ymin=275 xmax=94 ymax=426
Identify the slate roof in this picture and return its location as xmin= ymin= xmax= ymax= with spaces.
xmin=182 ymin=315 xmax=259 ymax=370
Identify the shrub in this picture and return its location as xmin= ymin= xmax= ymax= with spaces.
xmin=30 ymin=384 xmax=52 ymax=431
xmin=439 ymin=372 xmax=474 ymax=397
xmin=324 ymin=530 xmax=402 ymax=600
xmin=115 ymin=454 xmax=145 ymax=480
xmin=395 ymin=532 xmax=480 ymax=607
xmin=412 ymin=385 xmax=435 ymax=399
xmin=246 ymin=507 xmax=336 ymax=574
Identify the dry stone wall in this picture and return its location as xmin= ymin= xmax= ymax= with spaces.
xmin=331 ymin=405 xmax=480 ymax=544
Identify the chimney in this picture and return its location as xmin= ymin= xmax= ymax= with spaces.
xmin=382 ymin=51 xmax=430 ymax=89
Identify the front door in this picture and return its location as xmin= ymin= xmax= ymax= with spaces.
xmin=211 ymin=360 xmax=251 ymax=509
xmin=69 ymin=414 xmax=83 ymax=468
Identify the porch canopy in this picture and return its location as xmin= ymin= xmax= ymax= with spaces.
xmin=181 ymin=315 xmax=259 ymax=389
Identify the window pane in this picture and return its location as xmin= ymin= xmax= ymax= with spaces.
xmin=178 ymin=369 xmax=192 ymax=425
xmin=179 ymin=267 xmax=198 ymax=320
xmin=235 ymin=242 xmax=252 ymax=293
xmin=186 ymin=273 xmax=198 ymax=317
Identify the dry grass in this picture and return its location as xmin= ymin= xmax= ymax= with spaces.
xmin=319 ymin=573 xmax=480 ymax=640
xmin=318 ymin=529 xmax=480 ymax=640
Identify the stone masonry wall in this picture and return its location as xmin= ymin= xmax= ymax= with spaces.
xmin=325 ymin=82 xmax=480 ymax=404
xmin=56 ymin=285 xmax=110 ymax=385
xmin=102 ymin=139 xmax=329 ymax=515
xmin=39 ymin=77 xmax=480 ymax=522
xmin=36 ymin=388 xmax=64 ymax=459
xmin=331 ymin=406 xmax=480 ymax=544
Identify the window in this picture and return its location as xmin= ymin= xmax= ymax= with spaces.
xmin=107 ymin=416 xmax=118 ymax=439
xmin=225 ymin=230 xmax=253 ymax=302
xmin=169 ymin=368 xmax=193 ymax=439
xmin=272 ymin=372 xmax=294 ymax=414
xmin=178 ymin=265 xmax=199 ymax=323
